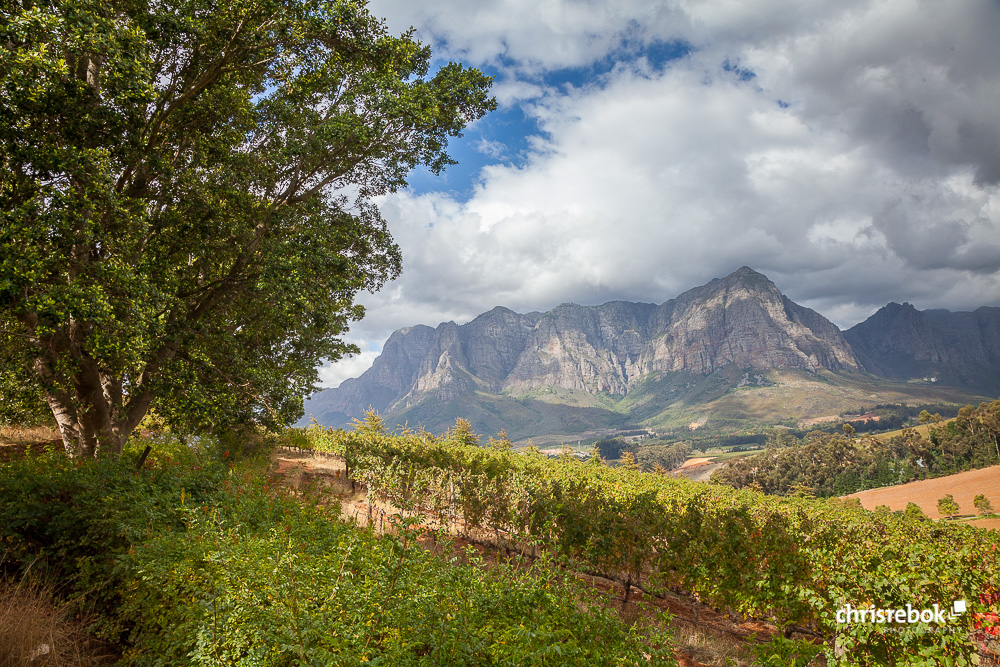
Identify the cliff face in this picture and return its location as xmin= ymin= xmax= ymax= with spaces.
xmin=305 ymin=267 xmax=867 ymax=426
xmin=845 ymin=303 xmax=1000 ymax=393
xmin=498 ymin=267 xmax=860 ymax=396
xmin=638 ymin=267 xmax=860 ymax=377
xmin=501 ymin=300 xmax=658 ymax=395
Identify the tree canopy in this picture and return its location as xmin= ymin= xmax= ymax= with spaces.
xmin=0 ymin=0 xmax=495 ymax=456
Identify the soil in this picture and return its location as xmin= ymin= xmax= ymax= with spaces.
xmin=677 ymin=457 xmax=713 ymax=470
xmin=843 ymin=464 xmax=1000 ymax=522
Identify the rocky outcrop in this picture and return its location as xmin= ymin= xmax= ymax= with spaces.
xmin=501 ymin=301 xmax=657 ymax=395
xmin=457 ymin=307 xmax=542 ymax=390
xmin=636 ymin=267 xmax=860 ymax=377
xmin=305 ymin=267 xmax=867 ymax=425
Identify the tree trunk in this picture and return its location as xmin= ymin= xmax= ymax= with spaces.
xmin=42 ymin=384 xmax=127 ymax=457
xmin=34 ymin=358 xmax=152 ymax=458
xmin=21 ymin=306 xmax=166 ymax=458
xmin=44 ymin=387 xmax=98 ymax=459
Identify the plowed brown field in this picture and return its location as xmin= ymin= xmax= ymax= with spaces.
xmin=844 ymin=465 xmax=1000 ymax=524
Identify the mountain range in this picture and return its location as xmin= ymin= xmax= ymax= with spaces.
xmin=303 ymin=267 xmax=1000 ymax=442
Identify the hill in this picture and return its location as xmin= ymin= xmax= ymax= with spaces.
xmin=844 ymin=465 xmax=1000 ymax=527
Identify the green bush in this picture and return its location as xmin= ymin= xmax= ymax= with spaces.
xmin=0 ymin=441 xmax=231 ymax=631
xmin=0 ymin=440 xmax=675 ymax=665
xmin=121 ymin=489 xmax=673 ymax=665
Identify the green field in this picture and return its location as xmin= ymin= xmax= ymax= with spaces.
xmin=872 ymin=417 xmax=957 ymax=443
xmin=699 ymin=447 xmax=766 ymax=462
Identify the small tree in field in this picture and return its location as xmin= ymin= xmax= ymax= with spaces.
xmin=974 ymin=494 xmax=995 ymax=517
xmin=937 ymin=494 xmax=961 ymax=519
xmin=904 ymin=502 xmax=928 ymax=521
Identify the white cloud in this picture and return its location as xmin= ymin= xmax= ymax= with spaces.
xmin=489 ymin=78 xmax=550 ymax=107
xmin=474 ymin=137 xmax=508 ymax=159
xmin=317 ymin=0 xmax=1000 ymax=385
xmin=369 ymin=0 xmax=691 ymax=72
xmin=317 ymin=345 xmax=382 ymax=389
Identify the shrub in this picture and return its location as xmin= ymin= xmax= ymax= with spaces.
xmin=0 ymin=440 xmax=231 ymax=635
xmin=121 ymin=495 xmax=674 ymax=665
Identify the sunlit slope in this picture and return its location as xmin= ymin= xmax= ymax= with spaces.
xmin=373 ymin=368 xmax=986 ymax=442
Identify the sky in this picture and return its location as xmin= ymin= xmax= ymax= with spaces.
xmin=318 ymin=0 xmax=1000 ymax=388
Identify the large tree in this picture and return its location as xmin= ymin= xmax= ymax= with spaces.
xmin=0 ymin=0 xmax=494 ymax=456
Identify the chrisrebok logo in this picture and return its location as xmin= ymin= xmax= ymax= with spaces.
xmin=836 ymin=600 xmax=967 ymax=625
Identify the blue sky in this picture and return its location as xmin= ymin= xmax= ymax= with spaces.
xmin=402 ymin=88 xmax=539 ymax=199
xmin=405 ymin=38 xmax=697 ymax=199
xmin=317 ymin=0 xmax=1000 ymax=387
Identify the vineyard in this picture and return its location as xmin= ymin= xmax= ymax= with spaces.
xmin=292 ymin=413 xmax=1000 ymax=665
xmin=3 ymin=417 xmax=999 ymax=665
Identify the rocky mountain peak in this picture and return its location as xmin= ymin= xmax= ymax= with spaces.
xmin=723 ymin=265 xmax=773 ymax=284
xmin=702 ymin=266 xmax=778 ymax=293
xmin=641 ymin=268 xmax=859 ymax=376
xmin=845 ymin=302 xmax=1000 ymax=393
xmin=303 ymin=269 xmax=874 ymax=428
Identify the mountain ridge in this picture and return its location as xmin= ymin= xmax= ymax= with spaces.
xmin=844 ymin=301 xmax=1000 ymax=394
xmin=304 ymin=268 xmax=999 ymax=438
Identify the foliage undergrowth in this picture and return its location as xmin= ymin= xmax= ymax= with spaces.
xmin=0 ymin=433 xmax=675 ymax=665
xmin=291 ymin=413 xmax=1000 ymax=665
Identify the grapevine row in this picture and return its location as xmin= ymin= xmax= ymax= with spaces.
xmin=295 ymin=418 xmax=1000 ymax=664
